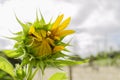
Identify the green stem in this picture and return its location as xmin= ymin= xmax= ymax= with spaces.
xmin=30 ymin=67 xmax=39 ymax=79
xmin=41 ymin=74 xmax=44 ymax=80
xmin=27 ymin=64 xmax=33 ymax=80
xmin=41 ymin=69 xmax=45 ymax=80
xmin=37 ymin=69 xmax=44 ymax=80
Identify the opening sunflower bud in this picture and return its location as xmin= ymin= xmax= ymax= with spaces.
xmin=7 ymin=12 xmax=78 ymax=80
xmin=14 ymin=13 xmax=75 ymax=57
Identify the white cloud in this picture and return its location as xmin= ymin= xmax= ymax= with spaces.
xmin=69 ymin=0 xmax=120 ymax=57
xmin=0 ymin=0 xmax=120 ymax=57
xmin=0 ymin=0 xmax=78 ymax=50
xmin=0 ymin=0 xmax=78 ymax=37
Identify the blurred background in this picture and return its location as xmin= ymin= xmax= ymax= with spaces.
xmin=0 ymin=0 xmax=120 ymax=80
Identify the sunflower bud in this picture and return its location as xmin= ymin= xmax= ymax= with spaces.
xmin=14 ymin=13 xmax=75 ymax=57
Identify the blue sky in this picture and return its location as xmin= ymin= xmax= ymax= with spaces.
xmin=0 ymin=0 xmax=120 ymax=57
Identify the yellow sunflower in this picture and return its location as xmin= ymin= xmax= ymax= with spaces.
xmin=14 ymin=13 xmax=75 ymax=57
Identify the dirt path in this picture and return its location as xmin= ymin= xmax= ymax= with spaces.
xmin=34 ymin=65 xmax=120 ymax=80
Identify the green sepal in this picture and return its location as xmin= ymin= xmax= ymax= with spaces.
xmin=46 ymin=18 xmax=53 ymax=30
xmin=10 ymin=36 xmax=23 ymax=42
xmin=54 ymin=59 xmax=88 ymax=66
xmin=12 ymin=31 xmax=23 ymax=35
xmin=51 ymin=52 xmax=68 ymax=59
xmin=39 ymin=11 xmax=45 ymax=25
xmin=3 ymin=50 xmax=23 ymax=58
xmin=21 ymin=56 xmax=31 ymax=66
xmin=39 ymin=61 xmax=46 ymax=75
xmin=15 ymin=16 xmax=29 ymax=35
xmin=33 ymin=11 xmax=46 ymax=29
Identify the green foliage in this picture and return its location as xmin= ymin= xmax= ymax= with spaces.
xmin=0 ymin=12 xmax=86 ymax=80
xmin=33 ymin=11 xmax=46 ymax=29
xmin=0 ymin=70 xmax=13 ymax=80
xmin=0 ymin=56 xmax=15 ymax=78
xmin=88 ymin=51 xmax=120 ymax=66
xmin=47 ymin=59 xmax=88 ymax=68
xmin=15 ymin=15 xmax=30 ymax=35
xmin=16 ymin=65 xmax=26 ymax=80
xmin=49 ymin=72 xmax=68 ymax=80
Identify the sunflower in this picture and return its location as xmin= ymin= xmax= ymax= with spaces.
xmin=2 ymin=12 xmax=86 ymax=80
xmin=14 ymin=13 xmax=75 ymax=57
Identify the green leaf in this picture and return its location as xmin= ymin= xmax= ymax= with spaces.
xmin=3 ymin=50 xmax=23 ymax=58
xmin=0 ymin=70 xmax=13 ymax=80
xmin=49 ymin=72 xmax=68 ymax=80
xmin=0 ymin=56 xmax=15 ymax=78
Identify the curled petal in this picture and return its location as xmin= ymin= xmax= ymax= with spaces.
xmin=29 ymin=26 xmax=42 ymax=41
xmin=38 ymin=40 xmax=52 ymax=56
xmin=33 ymin=32 xmax=42 ymax=41
xmin=46 ymin=38 xmax=55 ymax=46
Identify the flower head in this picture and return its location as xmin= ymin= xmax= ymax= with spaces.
xmin=13 ymin=13 xmax=75 ymax=58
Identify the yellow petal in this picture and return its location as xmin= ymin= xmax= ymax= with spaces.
xmin=51 ymin=27 xmax=59 ymax=35
xmin=46 ymin=38 xmax=55 ymax=46
xmin=54 ymin=36 xmax=60 ymax=40
xmin=58 ymin=17 xmax=71 ymax=31
xmin=38 ymin=40 xmax=52 ymax=56
xmin=33 ymin=32 xmax=42 ymax=41
xmin=40 ymin=30 xmax=46 ymax=38
xmin=29 ymin=26 xmax=35 ymax=34
xmin=53 ymin=46 xmax=64 ymax=53
xmin=59 ymin=30 xmax=75 ymax=37
xmin=29 ymin=26 xmax=42 ymax=41
xmin=51 ymin=14 xmax=64 ymax=30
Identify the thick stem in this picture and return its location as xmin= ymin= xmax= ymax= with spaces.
xmin=26 ymin=64 xmax=33 ymax=80
xmin=41 ymin=72 xmax=44 ymax=80
xmin=37 ymin=69 xmax=44 ymax=80
xmin=30 ymin=67 xmax=39 ymax=79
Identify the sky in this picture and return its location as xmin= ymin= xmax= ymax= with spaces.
xmin=0 ymin=0 xmax=120 ymax=58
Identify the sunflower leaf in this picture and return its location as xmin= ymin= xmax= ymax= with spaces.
xmin=49 ymin=72 xmax=68 ymax=80
xmin=0 ymin=56 xmax=15 ymax=78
